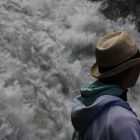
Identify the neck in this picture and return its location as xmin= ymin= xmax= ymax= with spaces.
xmin=119 ymin=90 xmax=128 ymax=101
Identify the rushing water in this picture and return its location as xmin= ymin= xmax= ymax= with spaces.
xmin=0 ymin=0 xmax=140 ymax=140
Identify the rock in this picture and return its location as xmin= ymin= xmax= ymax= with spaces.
xmin=89 ymin=0 xmax=140 ymax=31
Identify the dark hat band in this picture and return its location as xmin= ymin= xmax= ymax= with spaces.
xmin=99 ymin=50 xmax=140 ymax=73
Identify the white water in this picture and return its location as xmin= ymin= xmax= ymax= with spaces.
xmin=0 ymin=0 xmax=140 ymax=139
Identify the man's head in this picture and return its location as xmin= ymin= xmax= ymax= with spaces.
xmin=91 ymin=31 xmax=140 ymax=89
xmin=99 ymin=64 xmax=140 ymax=90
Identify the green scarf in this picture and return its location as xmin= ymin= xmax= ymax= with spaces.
xmin=79 ymin=80 xmax=123 ymax=106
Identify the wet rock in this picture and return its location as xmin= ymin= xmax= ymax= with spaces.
xmin=89 ymin=0 xmax=140 ymax=31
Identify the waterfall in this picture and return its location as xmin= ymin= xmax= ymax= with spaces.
xmin=0 ymin=0 xmax=139 ymax=139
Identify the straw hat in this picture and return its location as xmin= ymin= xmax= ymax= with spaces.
xmin=91 ymin=31 xmax=140 ymax=79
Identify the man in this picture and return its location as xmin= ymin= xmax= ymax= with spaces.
xmin=71 ymin=31 xmax=140 ymax=140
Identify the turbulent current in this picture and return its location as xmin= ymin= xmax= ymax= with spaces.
xmin=0 ymin=0 xmax=140 ymax=140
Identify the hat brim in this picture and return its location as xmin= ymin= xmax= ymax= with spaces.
xmin=91 ymin=58 xmax=140 ymax=79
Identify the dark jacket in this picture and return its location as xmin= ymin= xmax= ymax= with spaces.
xmin=71 ymin=81 xmax=140 ymax=140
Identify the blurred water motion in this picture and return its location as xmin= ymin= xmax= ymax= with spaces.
xmin=0 ymin=0 xmax=139 ymax=139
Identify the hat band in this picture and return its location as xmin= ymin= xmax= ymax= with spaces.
xmin=98 ymin=50 xmax=140 ymax=73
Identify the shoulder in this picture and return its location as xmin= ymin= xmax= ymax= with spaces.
xmin=108 ymin=105 xmax=136 ymax=120
xmin=106 ymin=105 xmax=140 ymax=139
xmin=107 ymin=105 xmax=139 ymax=126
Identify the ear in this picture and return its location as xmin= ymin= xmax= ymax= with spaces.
xmin=121 ymin=65 xmax=140 ymax=89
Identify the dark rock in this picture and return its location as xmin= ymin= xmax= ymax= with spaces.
xmin=89 ymin=0 xmax=140 ymax=31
